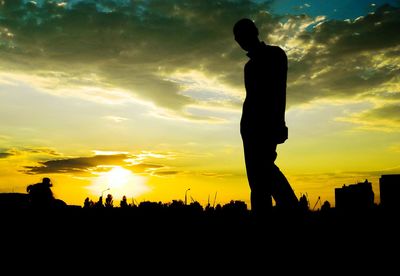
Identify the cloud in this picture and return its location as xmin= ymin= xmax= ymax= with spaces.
xmin=0 ymin=1 xmax=399 ymax=124
xmin=21 ymin=151 xmax=171 ymax=176
xmin=102 ymin=115 xmax=129 ymax=123
xmin=346 ymin=166 xmax=400 ymax=177
xmin=22 ymin=147 xmax=61 ymax=156
xmin=264 ymin=4 xmax=400 ymax=131
xmin=338 ymin=103 xmax=400 ymax=131
xmin=20 ymin=148 xmax=231 ymax=178
xmin=0 ymin=151 xmax=13 ymax=158
xmin=366 ymin=104 xmax=400 ymax=121
xmin=127 ymin=163 xmax=164 ymax=174
xmin=0 ymin=134 xmax=10 ymax=141
xmin=200 ymin=172 xmax=233 ymax=178
xmin=22 ymin=154 xmax=130 ymax=174
xmin=0 ymin=147 xmax=61 ymax=159
xmin=0 ymin=0 xmax=274 ymax=120
xmin=389 ymin=143 xmax=400 ymax=153
xmin=313 ymin=5 xmax=400 ymax=54
xmin=291 ymin=167 xmax=400 ymax=197
xmin=152 ymin=170 xmax=180 ymax=176
xmin=266 ymin=4 xmax=400 ymax=108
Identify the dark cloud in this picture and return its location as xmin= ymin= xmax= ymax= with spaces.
xmin=313 ymin=4 xmax=400 ymax=54
xmin=153 ymin=170 xmax=180 ymax=176
xmin=23 ymin=148 xmax=61 ymax=156
xmin=23 ymin=154 xmax=129 ymax=174
xmin=21 ymin=152 xmax=172 ymax=175
xmin=0 ymin=0 xmax=274 ymax=114
xmin=361 ymin=91 xmax=400 ymax=103
xmin=0 ymin=1 xmax=398 ymax=123
xmin=286 ymin=4 xmax=400 ymax=106
xmin=337 ymin=102 xmax=400 ymax=131
xmin=0 ymin=147 xmax=60 ymax=158
xmin=362 ymin=104 xmax=400 ymax=123
xmin=0 ymin=151 xmax=13 ymax=158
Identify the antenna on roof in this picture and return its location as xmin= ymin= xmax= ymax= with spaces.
xmin=313 ymin=196 xmax=321 ymax=211
xmin=213 ymin=191 xmax=218 ymax=208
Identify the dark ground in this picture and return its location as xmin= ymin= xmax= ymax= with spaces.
xmin=1 ymin=206 xmax=398 ymax=273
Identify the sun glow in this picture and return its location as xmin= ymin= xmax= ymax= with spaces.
xmin=88 ymin=166 xmax=150 ymax=200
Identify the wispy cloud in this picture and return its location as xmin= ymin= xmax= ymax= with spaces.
xmin=388 ymin=143 xmax=400 ymax=153
xmin=0 ymin=147 xmax=61 ymax=159
xmin=267 ymin=4 xmax=400 ymax=130
xmin=127 ymin=163 xmax=164 ymax=174
xmin=292 ymin=167 xmax=400 ymax=190
xmin=0 ymin=152 xmax=13 ymax=158
xmin=102 ymin=115 xmax=129 ymax=123
xmin=152 ymin=170 xmax=180 ymax=176
xmin=275 ymin=5 xmax=400 ymax=108
xmin=337 ymin=103 xmax=400 ymax=132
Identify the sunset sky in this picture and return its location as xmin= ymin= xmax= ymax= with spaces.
xmin=0 ymin=0 xmax=399 ymax=208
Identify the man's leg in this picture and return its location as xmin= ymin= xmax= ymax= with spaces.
xmin=270 ymin=152 xmax=298 ymax=209
xmin=250 ymin=188 xmax=273 ymax=217
xmin=243 ymin=139 xmax=273 ymax=216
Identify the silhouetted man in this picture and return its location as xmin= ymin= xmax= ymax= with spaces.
xmin=233 ymin=18 xmax=298 ymax=217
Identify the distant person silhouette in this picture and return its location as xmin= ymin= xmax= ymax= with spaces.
xmin=26 ymin=177 xmax=55 ymax=208
xmin=26 ymin=177 xmax=66 ymax=208
xmin=233 ymin=18 xmax=298 ymax=217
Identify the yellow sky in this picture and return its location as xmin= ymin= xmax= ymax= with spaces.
xmin=0 ymin=1 xmax=399 ymax=208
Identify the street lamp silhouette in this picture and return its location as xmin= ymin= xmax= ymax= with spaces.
xmin=102 ymin=188 xmax=110 ymax=198
xmin=185 ymin=188 xmax=191 ymax=205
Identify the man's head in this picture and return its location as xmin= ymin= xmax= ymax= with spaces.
xmin=233 ymin=18 xmax=260 ymax=52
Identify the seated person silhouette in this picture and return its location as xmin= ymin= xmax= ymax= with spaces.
xmin=26 ymin=177 xmax=56 ymax=208
xmin=233 ymin=18 xmax=298 ymax=217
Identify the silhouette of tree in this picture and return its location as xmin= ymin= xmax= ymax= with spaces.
xmin=84 ymin=197 xmax=94 ymax=208
xmin=222 ymin=200 xmax=248 ymax=217
xmin=138 ymin=201 xmax=163 ymax=213
xmin=299 ymin=194 xmax=309 ymax=212
xmin=95 ymin=196 xmax=104 ymax=208
xmin=120 ymin=195 xmax=129 ymax=208
xmin=188 ymin=201 xmax=203 ymax=215
xmin=168 ymin=199 xmax=185 ymax=210
xmin=105 ymin=194 xmax=113 ymax=208
xmin=321 ymin=200 xmax=331 ymax=212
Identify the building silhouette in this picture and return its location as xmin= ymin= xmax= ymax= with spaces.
xmin=380 ymin=174 xmax=400 ymax=210
xmin=335 ymin=179 xmax=374 ymax=211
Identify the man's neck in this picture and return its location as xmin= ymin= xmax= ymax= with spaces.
xmin=247 ymin=41 xmax=265 ymax=58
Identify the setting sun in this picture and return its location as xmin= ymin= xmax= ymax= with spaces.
xmin=88 ymin=166 xmax=150 ymax=201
